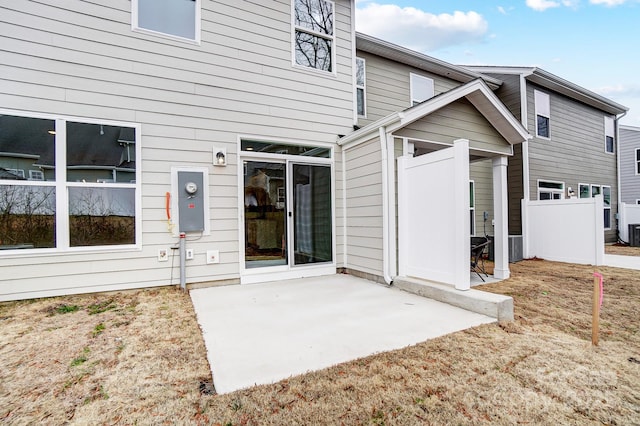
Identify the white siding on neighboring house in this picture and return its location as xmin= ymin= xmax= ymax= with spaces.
xmin=0 ymin=0 xmax=354 ymax=300
xmin=620 ymin=125 xmax=640 ymax=204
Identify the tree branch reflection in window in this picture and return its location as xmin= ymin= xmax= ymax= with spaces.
xmin=294 ymin=0 xmax=334 ymax=72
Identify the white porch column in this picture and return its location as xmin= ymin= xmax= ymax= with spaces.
xmin=492 ymin=156 xmax=510 ymax=279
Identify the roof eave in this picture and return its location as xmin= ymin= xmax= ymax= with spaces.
xmin=356 ymin=33 xmax=502 ymax=90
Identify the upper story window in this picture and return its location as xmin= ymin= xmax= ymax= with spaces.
xmin=534 ymin=89 xmax=550 ymax=139
xmin=636 ymin=148 xmax=640 ymax=174
xmin=133 ymin=0 xmax=201 ymax=43
xmin=579 ymin=183 xmax=612 ymax=229
xmin=293 ymin=0 xmax=335 ymax=73
xmin=0 ymin=112 xmax=140 ymax=253
xmin=410 ymin=73 xmax=434 ymax=106
xmin=604 ymin=116 xmax=615 ymax=154
xmin=356 ymin=57 xmax=366 ymax=117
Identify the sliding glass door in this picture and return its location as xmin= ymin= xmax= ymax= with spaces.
xmin=244 ymin=161 xmax=287 ymax=269
xmin=291 ymin=163 xmax=332 ymax=265
xmin=243 ymin=160 xmax=332 ymax=270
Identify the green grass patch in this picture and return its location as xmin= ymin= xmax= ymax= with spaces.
xmin=70 ymin=347 xmax=90 ymax=367
xmin=55 ymin=304 xmax=80 ymax=314
xmin=92 ymin=323 xmax=105 ymax=337
xmin=87 ymin=299 xmax=117 ymax=315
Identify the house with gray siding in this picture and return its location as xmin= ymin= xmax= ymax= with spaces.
xmin=466 ymin=66 xmax=628 ymax=243
xmin=620 ymin=125 xmax=640 ymax=205
xmin=0 ymin=0 xmax=357 ymax=301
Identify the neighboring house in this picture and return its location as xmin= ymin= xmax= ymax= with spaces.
xmin=620 ymin=125 xmax=640 ymax=205
xmin=343 ymin=33 xmax=528 ymax=289
xmin=465 ymin=66 xmax=628 ymax=243
xmin=0 ymin=0 xmax=356 ymax=300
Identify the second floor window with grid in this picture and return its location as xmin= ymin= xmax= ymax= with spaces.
xmin=535 ymin=90 xmax=550 ymax=139
xmin=356 ymin=57 xmax=366 ymax=116
xmin=604 ymin=116 xmax=615 ymax=153
xmin=293 ymin=0 xmax=334 ymax=72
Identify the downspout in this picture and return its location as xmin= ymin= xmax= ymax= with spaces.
xmin=520 ymin=74 xmax=531 ymax=258
xmin=379 ymin=126 xmax=393 ymax=284
xmin=342 ymin=147 xmax=348 ymax=269
xmin=615 ymin=111 xmax=627 ymax=243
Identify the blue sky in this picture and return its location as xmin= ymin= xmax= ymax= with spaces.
xmin=355 ymin=0 xmax=640 ymax=126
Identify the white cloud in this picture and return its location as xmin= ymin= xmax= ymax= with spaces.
xmin=497 ymin=6 xmax=507 ymax=14
xmin=590 ymin=0 xmax=628 ymax=6
xmin=355 ymin=3 xmax=488 ymax=52
xmin=526 ymin=0 xmax=561 ymax=11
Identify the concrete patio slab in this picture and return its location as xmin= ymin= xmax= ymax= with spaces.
xmin=190 ymin=274 xmax=495 ymax=394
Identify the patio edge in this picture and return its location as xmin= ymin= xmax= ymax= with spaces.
xmin=393 ymin=277 xmax=514 ymax=321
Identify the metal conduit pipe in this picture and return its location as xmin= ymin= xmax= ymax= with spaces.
xmin=179 ymin=232 xmax=186 ymax=291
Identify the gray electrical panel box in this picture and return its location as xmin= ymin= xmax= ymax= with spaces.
xmin=177 ymin=171 xmax=205 ymax=232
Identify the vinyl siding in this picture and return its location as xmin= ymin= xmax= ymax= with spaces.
xmin=620 ymin=126 xmax=640 ymax=204
xmin=343 ymin=139 xmax=384 ymax=277
xmin=394 ymin=99 xmax=512 ymax=156
xmin=0 ymin=0 xmax=354 ymax=300
xmin=470 ymin=159 xmax=494 ymax=237
xmin=525 ymin=82 xmax=618 ymax=242
xmin=355 ymin=50 xmax=461 ymax=127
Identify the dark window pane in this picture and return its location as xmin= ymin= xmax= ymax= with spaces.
xmin=603 ymin=187 xmax=611 ymax=206
xmin=293 ymin=164 xmax=332 ymax=265
xmin=356 ymin=88 xmax=365 ymax=116
xmin=0 ymin=115 xmax=55 ymax=182
xmin=241 ymin=140 xmax=330 ymax=158
xmin=0 ymin=185 xmax=56 ymax=249
xmin=295 ymin=31 xmax=332 ymax=71
xmin=537 ymin=115 xmax=549 ymax=138
xmin=539 ymin=192 xmax=551 ymax=200
xmin=539 ymin=181 xmax=563 ymax=190
xmin=66 ymin=122 xmax=136 ymax=183
xmin=294 ymin=0 xmax=333 ymax=36
xmin=604 ymin=209 xmax=611 ymax=229
xmin=137 ymin=0 xmax=196 ymax=40
xmin=69 ymin=187 xmax=135 ymax=246
xmin=470 ymin=210 xmax=475 ymax=235
xmin=606 ymin=136 xmax=614 ymax=153
xmin=579 ymin=185 xmax=590 ymax=198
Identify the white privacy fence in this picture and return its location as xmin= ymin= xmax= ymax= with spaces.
xmin=523 ymin=196 xmax=604 ymax=265
xmin=398 ymin=140 xmax=470 ymax=290
xmin=618 ymin=202 xmax=640 ymax=244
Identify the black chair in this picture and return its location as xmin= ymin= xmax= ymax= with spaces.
xmin=470 ymin=238 xmax=491 ymax=282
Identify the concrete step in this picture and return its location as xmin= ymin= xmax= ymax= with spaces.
xmin=393 ymin=277 xmax=514 ymax=321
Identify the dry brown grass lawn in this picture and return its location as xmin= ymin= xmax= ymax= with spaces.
xmin=2 ymin=259 xmax=640 ymax=425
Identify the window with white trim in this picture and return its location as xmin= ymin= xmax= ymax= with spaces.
xmin=636 ymin=199 xmax=640 ymax=205
xmin=356 ymin=57 xmax=366 ymax=117
xmin=602 ymin=185 xmax=611 ymax=230
xmin=469 ymin=181 xmax=476 ymax=236
xmin=293 ymin=0 xmax=335 ymax=72
xmin=410 ymin=73 xmax=434 ymax=106
xmin=29 ymin=170 xmax=44 ymax=181
xmin=604 ymin=116 xmax=615 ymax=154
xmin=579 ymin=183 xmax=590 ymax=199
xmin=132 ymin=0 xmax=200 ymax=43
xmin=636 ymin=148 xmax=640 ymax=175
xmin=538 ymin=180 xmax=564 ymax=200
xmin=0 ymin=112 xmax=140 ymax=251
xmin=579 ymin=183 xmax=612 ymax=229
xmin=534 ymin=89 xmax=550 ymax=139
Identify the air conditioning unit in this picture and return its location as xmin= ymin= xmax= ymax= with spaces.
xmin=509 ymin=235 xmax=523 ymax=262
xmin=629 ymin=224 xmax=640 ymax=247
